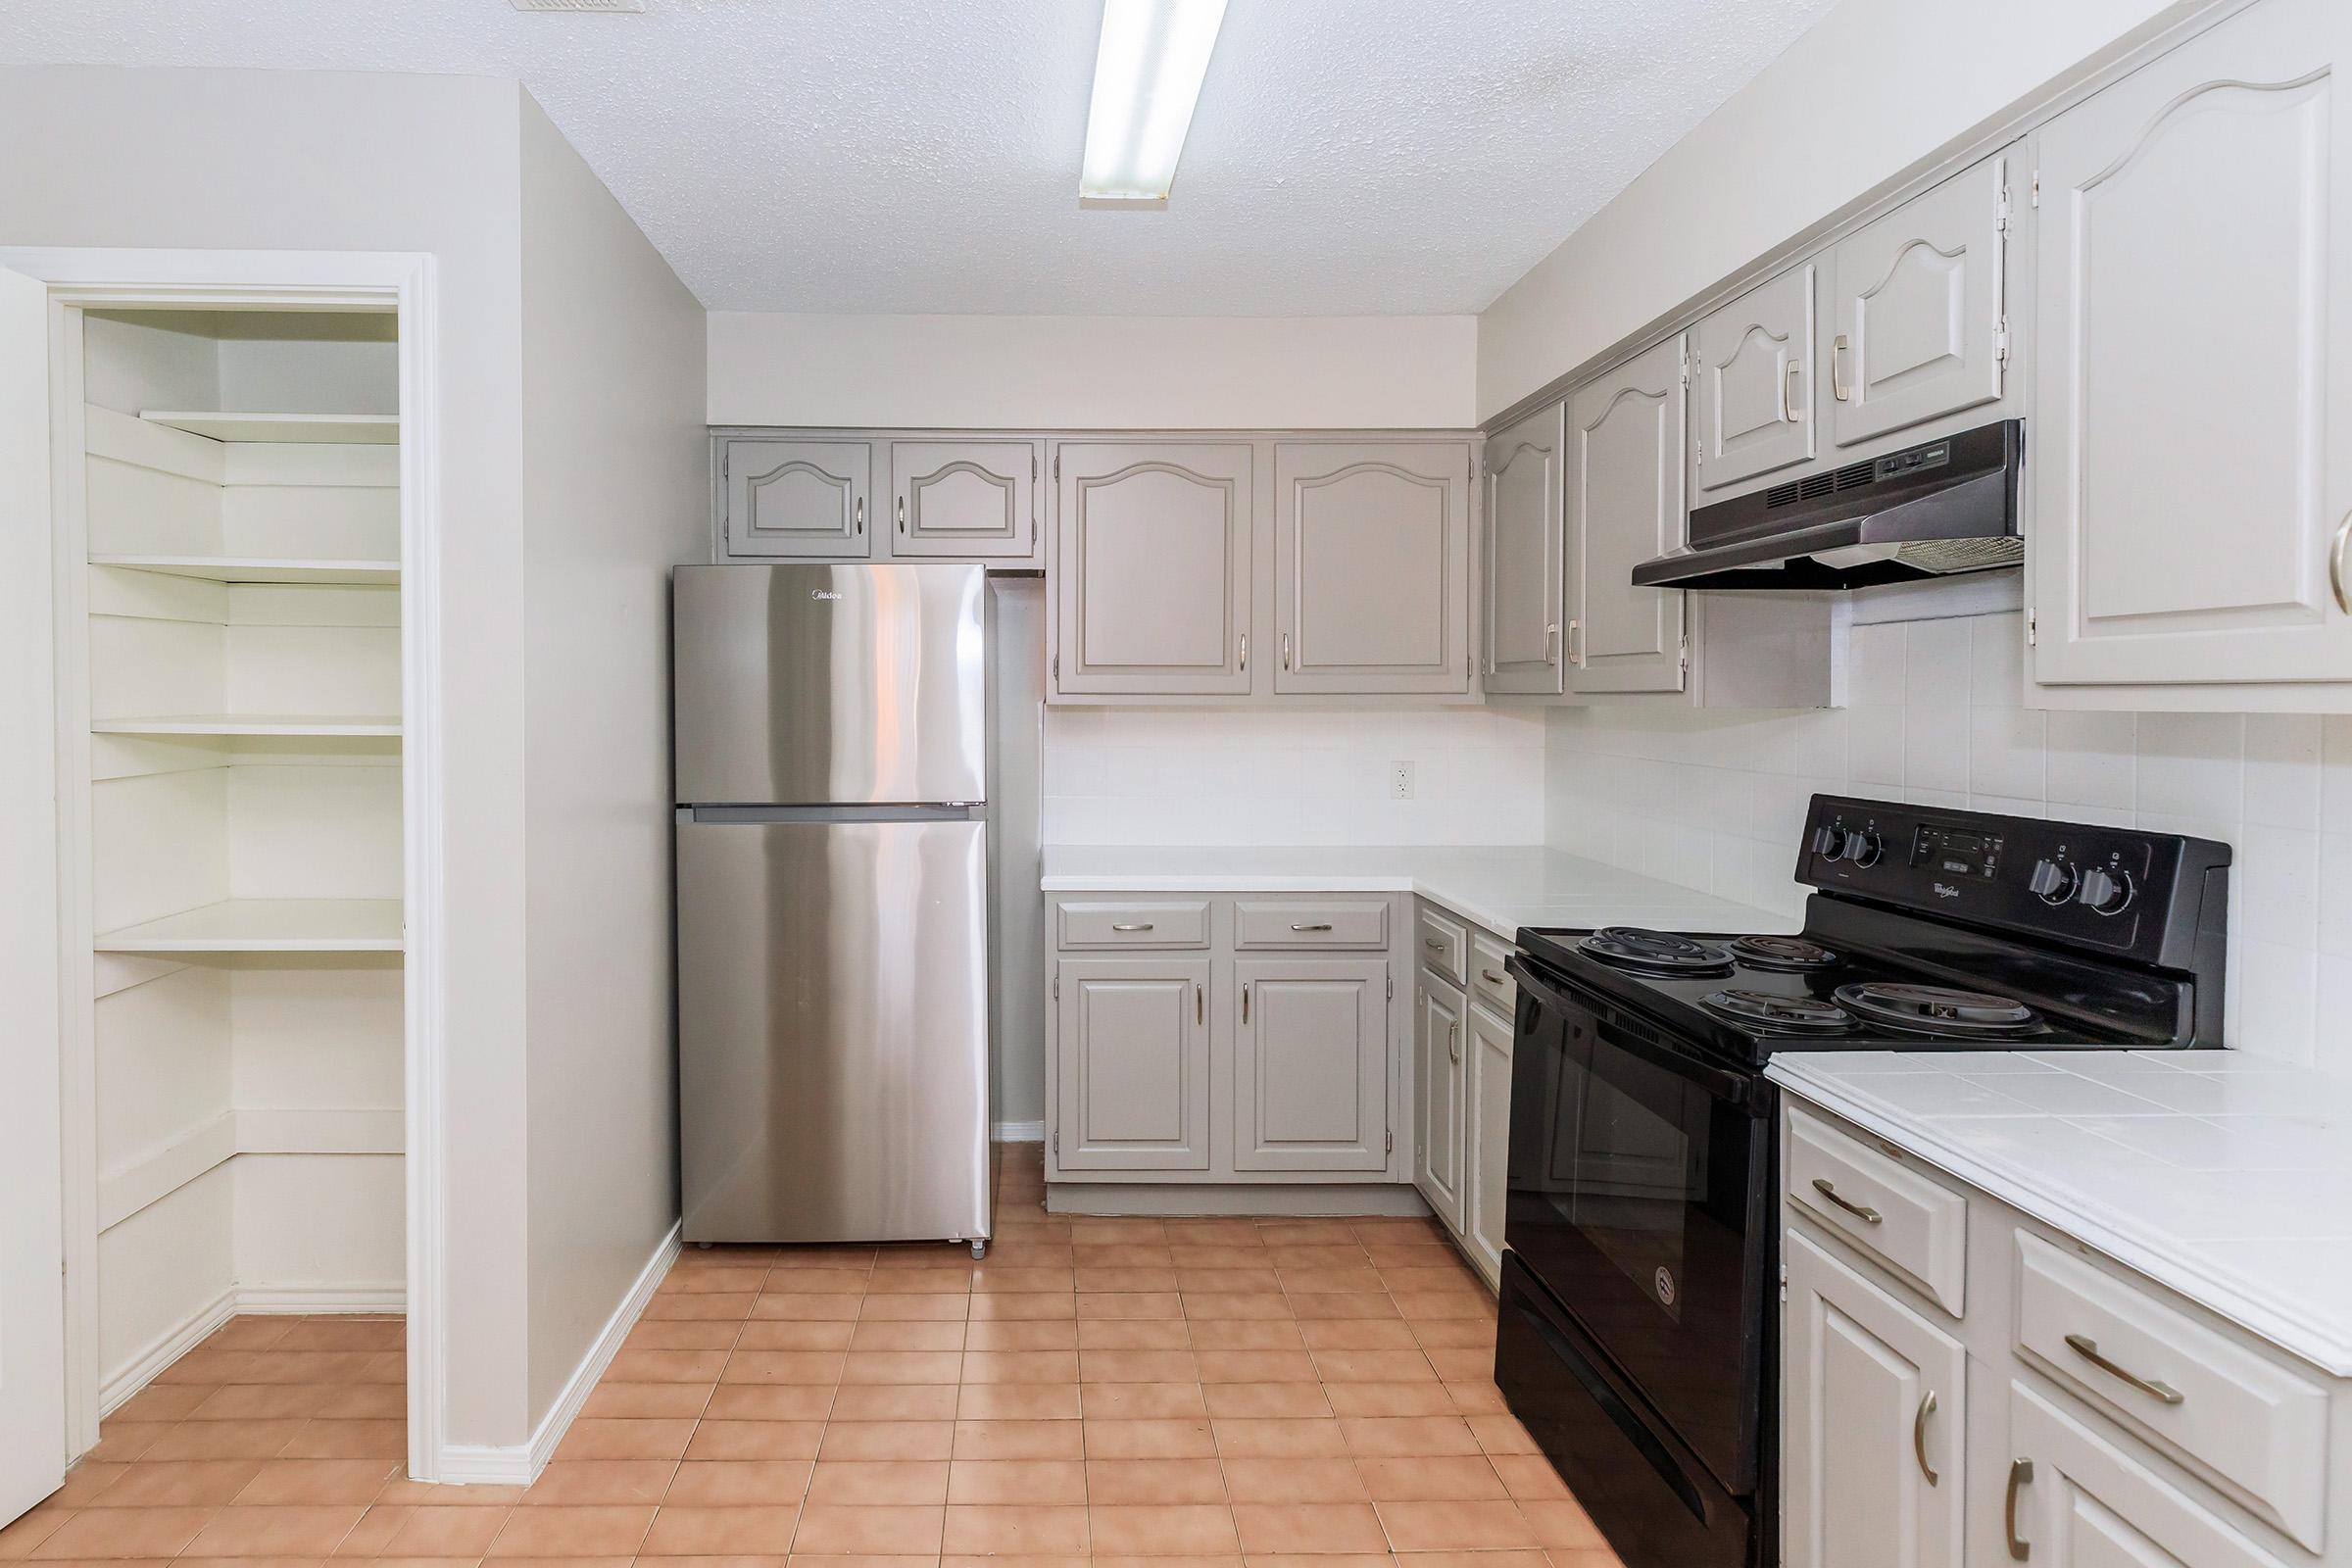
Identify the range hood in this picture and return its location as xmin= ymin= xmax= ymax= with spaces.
xmin=1634 ymin=418 xmax=2024 ymax=590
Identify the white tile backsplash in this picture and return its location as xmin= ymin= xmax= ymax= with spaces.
xmin=1545 ymin=610 xmax=2352 ymax=1071
xmin=1043 ymin=705 xmax=1545 ymax=849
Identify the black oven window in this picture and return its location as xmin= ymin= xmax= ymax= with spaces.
xmin=1551 ymin=1043 xmax=1712 ymax=1323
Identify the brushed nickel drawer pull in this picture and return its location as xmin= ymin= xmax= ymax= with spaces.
xmin=1196 ymin=982 xmax=1201 ymax=1024
xmin=897 ymin=496 xmax=906 ymax=533
xmin=1243 ymin=984 xmax=1250 ymax=1024
xmin=1832 ymin=333 xmax=1851 ymax=401
xmin=1784 ymin=359 xmax=1802 ymax=421
xmin=2063 ymin=1333 xmax=2184 ymax=1405
xmin=1109 ymin=922 xmax=1153 ymax=932
xmin=1447 ymin=1019 xmax=1460 ymax=1063
xmin=1290 ymin=922 xmax=1334 ymax=932
xmin=854 ymin=498 xmax=864 ymax=535
xmin=1913 ymin=1391 xmax=1938 ymax=1485
xmin=1810 ymin=1177 xmax=1883 ymax=1225
xmin=2005 ymin=1459 xmax=2033 ymax=1560
xmin=1481 ymin=969 xmax=1507 ymax=985
xmin=1239 ymin=632 xmax=1248 ymax=672
xmin=2330 ymin=509 xmax=2352 ymax=614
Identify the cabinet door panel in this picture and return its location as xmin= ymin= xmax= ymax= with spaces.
xmin=1275 ymin=442 xmax=1469 ymax=694
xmin=1233 ymin=959 xmax=1389 ymax=1172
xmin=1463 ymin=1001 xmax=1512 ymax=1286
xmin=1416 ymin=978 xmax=1467 ymax=1231
xmin=1831 ymin=155 xmax=2010 ymax=447
xmin=1692 ymin=266 xmax=1817 ymax=491
xmin=2010 ymin=1381 xmax=2290 ymax=1568
xmin=1054 ymin=443 xmax=1252 ymax=695
xmin=1482 ymin=403 xmax=1566 ymax=695
xmin=725 ymin=439 xmax=872 ymax=559
xmin=1782 ymin=1229 xmax=1964 ymax=1568
xmin=1054 ymin=958 xmax=1210 ymax=1171
xmin=1569 ymin=335 xmax=1688 ymax=694
xmin=890 ymin=439 xmax=1038 ymax=560
xmin=2033 ymin=0 xmax=2352 ymax=686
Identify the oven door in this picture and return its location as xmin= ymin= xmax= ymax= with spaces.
xmin=1502 ymin=954 xmax=1770 ymax=1495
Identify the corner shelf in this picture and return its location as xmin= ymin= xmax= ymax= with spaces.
xmin=95 ymin=899 xmax=405 ymax=955
xmin=92 ymin=714 xmax=402 ymax=739
xmin=89 ymin=554 xmax=401 ymax=587
xmin=140 ymin=411 xmax=399 ymax=445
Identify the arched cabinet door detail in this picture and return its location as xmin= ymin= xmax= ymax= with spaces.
xmin=723 ymin=439 xmax=872 ymax=559
xmin=1569 ymin=334 xmax=1688 ymax=696
xmin=1482 ymin=402 xmax=1566 ymax=696
xmin=891 ymin=439 xmax=1038 ymax=560
xmin=1053 ymin=442 xmax=1254 ymax=697
xmin=1692 ymin=264 xmax=1816 ymax=492
xmin=1274 ymin=443 xmax=1470 ymax=695
xmin=2031 ymin=0 xmax=2352 ymax=687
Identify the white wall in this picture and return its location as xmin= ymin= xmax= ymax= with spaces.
xmin=1477 ymin=0 xmax=2197 ymax=417
xmin=1546 ymin=609 xmax=2352 ymax=1071
xmin=710 ymin=312 xmax=1479 ymax=430
xmin=1043 ymin=707 xmax=1544 ymax=848
xmin=515 ymin=97 xmax=707 ymax=1430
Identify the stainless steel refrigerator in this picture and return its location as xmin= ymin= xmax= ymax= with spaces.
xmin=672 ymin=563 xmax=992 ymax=1251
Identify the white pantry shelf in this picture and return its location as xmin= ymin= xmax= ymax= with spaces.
xmin=95 ymin=899 xmax=406 ymax=955
xmin=92 ymin=713 xmax=402 ymax=739
xmin=89 ymin=553 xmax=401 ymax=586
xmin=139 ymin=410 xmax=399 ymax=445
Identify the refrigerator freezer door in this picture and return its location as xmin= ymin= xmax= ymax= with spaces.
xmin=674 ymin=563 xmax=987 ymax=807
xmin=678 ymin=814 xmax=992 ymax=1244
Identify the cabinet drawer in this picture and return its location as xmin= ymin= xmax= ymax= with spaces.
xmin=1787 ymin=1107 xmax=1966 ymax=1316
xmin=2014 ymin=1230 xmax=2329 ymax=1549
xmin=1056 ymin=901 xmax=1211 ymax=950
xmin=1468 ymin=932 xmax=1516 ymax=1017
xmin=1416 ymin=906 xmax=1466 ymax=985
xmin=1235 ymin=900 xmax=1390 ymax=950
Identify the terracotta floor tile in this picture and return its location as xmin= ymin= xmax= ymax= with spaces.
xmin=953 ymin=1422 xmax=1087 ymax=1462
xmin=1077 ymin=1421 xmax=1215 ymax=1461
xmin=232 ymin=1461 xmax=401 ymax=1506
xmin=1336 ymin=1417 xmax=1480 ymax=1458
xmin=644 ymin=1293 xmax=758 ymax=1322
xmin=1197 ymin=1385 xmax=1329 ymax=1421
xmin=1405 ymin=1320 xmax=1494 ymax=1351
xmin=311 ymin=1389 xmax=408 ymax=1423
xmin=181 ymin=1503 xmax=368 ymax=1556
xmin=1274 ymin=1269 xmax=1386 ymax=1296
xmin=371 ymin=1481 xmax=525 ymax=1508
xmin=945 ymin=1460 xmax=1088 ymax=1506
xmin=1485 ymin=1457 xmax=1571 ymax=1502
xmin=1374 ymin=1500 xmax=1538 ymax=1551
xmin=1421 ymin=1349 xmax=1494 ymax=1383
xmin=846 ymin=1322 xmax=965 ymax=1353
xmin=752 ymin=1296 xmax=866 ymax=1324
xmin=580 ymin=1382 xmax=714 ymax=1420
xmin=967 ymin=1296 xmax=1077 ymax=1323
xmin=1396 ymin=1552 xmax=1551 ymax=1568
xmin=1444 ymin=1382 xmax=1508 ymax=1416
xmin=1311 ymin=1350 xmax=1436 ymax=1384
xmin=1071 ymin=1322 xmax=1186 ymax=1353
xmin=185 ymin=1388 xmax=334 ymax=1424
xmin=864 ymin=1272 xmax=971 ymax=1298
xmin=1229 ymin=1502 xmax=1388 ymax=1555
xmin=1320 ymin=1383 xmax=1455 ymax=1418
xmin=1083 ymin=1505 xmax=1237 ymax=1557
xmin=136 ymin=1421 xmax=304 ymax=1463
xmin=1074 ymin=1386 xmax=1203 ymax=1422
xmin=808 ymin=1463 xmax=950 ymax=1507
xmin=787 ymin=1504 xmax=945 ymax=1556
xmin=328 ymin=1500 xmax=408 ymax=1555
xmin=1513 ymin=1501 xmax=1606 ymax=1548
xmin=83 ymin=1424 xmax=172 ymax=1464
xmin=940 ymin=1505 xmax=1089 ymax=1556
xmin=1285 ymin=1297 xmax=1400 ymax=1323
xmin=826 ymin=1388 xmax=959 ymax=1424
xmin=48 ymin=1464 xmax=127 ymax=1509
xmin=553 ymin=1419 xmax=696 ymax=1461
xmin=958 ymin=1385 xmax=1081 ymax=1422
xmin=1071 ymin=1296 xmax=1178 ymax=1323
xmin=704 ymin=1388 xmax=835 ymax=1423
xmin=1196 ymin=1324 xmax=1302 ymax=1353
xmin=1082 ymin=1460 xmax=1224 ymax=1506
xmin=725 ymin=1351 xmax=849 ymax=1387
xmin=87 ymin=1460 xmax=268 ymax=1507
xmin=1353 ymin=1457 xmax=1505 ymax=1502
xmin=109 ymin=1385 xmax=213 ymax=1424
xmin=1191 ymin=1353 xmax=1313 ymax=1385
xmin=738 ymin=1322 xmax=858 ymax=1352
xmin=957 ymin=1351 xmax=1078 ymax=1386
xmin=637 ymin=1504 xmax=804 ymax=1555
xmin=27 ymin=1506 xmax=214 ymax=1560
xmin=522 ymin=1461 xmax=677 ymax=1506
xmin=603 ymin=1350 xmax=730 ymax=1384
xmin=484 ymin=1503 xmax=657 ymax=1556
xmin=683 ymin=1423 xmax=828 ymax=1462
xmin=970 ymin=1269 xmax=1076 ymax=1296
xmin=1074 ymin=1351 xmax=1194 ymax=1386
xmin=1174 ymin=1296 xmax=1289 ymax=1322
xmin=817 ymin=1424 xmax=955 ymax=1463
xmin=964 ymin=1320 xmax=1079 ymax=1352
xmin=1216 ymin=1459 xmax=1367 ymax=1505
xmin=662 ymin=1462 xmax=813 ymax=1506
xmin=760 ymin=1271 xmax=873 ymax=1296
xmin=856 ymin=1298 xmax=970 ymax=1324
xmin=381 ymin=1504 xmax=514 ymax=1554
xmin=1462 ymin=1416 xmax=1539 ymax=1456
xmin=1207 ymin=1421 xmax=1348 ymax=1459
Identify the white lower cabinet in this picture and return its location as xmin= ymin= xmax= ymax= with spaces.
xmin=1411 ymin=901 xmax=1517 ymax=1290
xmin=1782 ymin=1228 xmax=1965 ymax=1568
xmin=1414 ymin=975 xmax=1467 ymax=1233
xmin=1233 ymin=958 xmax=1390 ymax=1173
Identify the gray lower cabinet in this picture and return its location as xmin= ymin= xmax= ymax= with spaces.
xmin=889 ymin=439 xmax=1040 ymax=560
xmin=1233 ymin=958 xmax=1391 ymax=1172
xmin=1415 ymin=974 xmax=1467 ymax=1233
xmin=1568 ymin=335 xmax=1689 ymax=695
xmin=1054 ymin=442 xmax=1253 ymax=697
xmin=1691 ymin=264 xmax=1817 ymax=494
xmin=1462 ymin=999 xmax=1513 ymax=1283
xmin=1482 ymin=402 xmax=1566 ymax=695
xmin=1053 ymin=957 xmax=1210 ymax=1171
xmin=723 ymin=438 xmax=873 ymax=558
xmin=1273 ymin=442 xmax=1470 ymax=695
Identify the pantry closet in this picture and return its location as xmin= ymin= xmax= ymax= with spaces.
xmin=66 ymin=306 xmax=408 ymax=1419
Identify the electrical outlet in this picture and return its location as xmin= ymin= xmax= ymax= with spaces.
xmin=1390 ymin=761 xmax=1415 ymax=800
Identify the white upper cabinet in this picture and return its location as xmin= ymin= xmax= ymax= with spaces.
xmin=1568 ymin=334 xmax=1689 ymax=695
xmin=2031 ymin=0 xmax=2352 ymax=690
xmin=1691 ymin=265 xmax=1817 ymax=492
xmin=1482 ymin=401 xmax=1567 ymax=695
xmin=1829 ymin=154 xmax=2012 ymax=448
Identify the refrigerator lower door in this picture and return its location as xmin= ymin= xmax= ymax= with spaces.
xmin=678 ymin=812 xmax=991 ymax=1244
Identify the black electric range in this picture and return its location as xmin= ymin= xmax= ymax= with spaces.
xmin=1492 ymin=796 xmax=2230 ymax=1568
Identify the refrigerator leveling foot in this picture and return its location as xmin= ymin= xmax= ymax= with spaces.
xmin=970 ymin=1240 xmax=987 ymax=1260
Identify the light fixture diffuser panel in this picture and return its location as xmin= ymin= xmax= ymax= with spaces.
xmin=510 ymin=0 xmax=648 ymax=12
xmin=1079 ymin=0 xmax=1229 ymax=208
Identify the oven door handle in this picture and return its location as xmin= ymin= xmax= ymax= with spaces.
xmin=1505 ymin=955 xmax=1756 ymax=1106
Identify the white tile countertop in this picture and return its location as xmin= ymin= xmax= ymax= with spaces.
xmin=1039 ymin=845 xmax=1796 ymax=942
xmin=1768 ymin=1049 xmax=2352 ymax=1376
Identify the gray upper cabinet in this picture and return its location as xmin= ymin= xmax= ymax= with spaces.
xmin=889 ymin=439 xmax=1039 ymax=560
xmin=723 ymin=438 xmax=872 ymax=558
xmin=1829 ymin=154 xmax=2011 ymax=448
xmin=1274 ymin=442 xmax=1470 ymax=695
xmin=1054 ymin=442 xmax=1253 ymax=697
xmin=1232 ymin=958 xmax=1390 ymax=1172
xmin=1053 ymin=957 xmax=1211 ymax=1171
xmin=1691 ymin=265 xmax=1817 ymax=493
xmin=1483 ymin=402 xmax=1567 ymax=695
xmin=1568 ymin=335 xmax=1689 ymax=695
xmin=2031 ymin=0 xmax=2352 ymax=689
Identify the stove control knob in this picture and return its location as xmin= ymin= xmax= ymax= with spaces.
xmin=2029 ymin=858 xmax=2078 ymax=905
xmin=1812 ymin=825 xmax=1850 ymax=860
xmin=1842 ymin=830 xmax=1884 ymax=868
xmin=2077 ymin=866 xmax=2134 ymax=916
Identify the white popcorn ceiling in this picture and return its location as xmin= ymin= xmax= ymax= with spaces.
xmin=0 ymin=0 xmax=1838 ymax=315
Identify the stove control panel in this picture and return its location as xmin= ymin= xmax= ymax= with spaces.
xmin=1797 ymin=795 xmax=2230 ymax=969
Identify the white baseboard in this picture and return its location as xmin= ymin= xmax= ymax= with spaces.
xmin=100 ymin=1285 xmax=236 ymax=1415
xmin=97 ymin=1280 xmax=404 ymax=1414
xmin=428 ymin=1219 xmax=681 ymax=1487
xmin=235 ymin=1282 xmax=406 ymax=1315
xmin=992 ymin=1120 xmax=1045 ymax=1143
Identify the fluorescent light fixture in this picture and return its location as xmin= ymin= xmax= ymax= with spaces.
xmin=1079 ymin=0 xmax=1230 ymax=210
